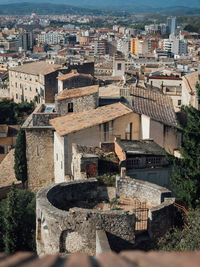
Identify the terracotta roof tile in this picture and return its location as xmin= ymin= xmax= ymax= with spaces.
xmin=149 ymin=75 xmax=182 ymax=80
xmin=183 ymin=70 xmax=200 ymax=94
xmin=10 ymin=61 xmax=62 ymax=75
xmin=50 ymin=103 xmax=132 ymax=136
xmin=57 ymin=71 xmax=93 ymax=81
xmin=1 ymin=251 xmax=200 ymax=267
xmin=131 ymin=88 xmax=177 ymax=127
xmin=56 ymin=86 xmax=98 ymax=101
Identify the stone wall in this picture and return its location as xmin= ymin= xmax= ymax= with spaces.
xmin=62 ymin=76 xmax=93 ymax=91
xmin=116 ymin=177 xmax=175 ymax=239
xmin=25 ymin=128 xmax=54 ymax=192
xmin=148 ymin=198 xmax=175 ymax=239
xmin=71 ymin=144 xmax=98 ymax=180
xmin=32 ymin=113 xmax=59 ymax=126
xmin=56 ymin=93 xmax=98 ymax=116
xmin=116 ymin=177 xmax=171 ymax=206
xmin=36 ymin=180 xmax=136 ymax=256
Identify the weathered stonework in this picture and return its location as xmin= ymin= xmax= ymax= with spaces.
xmin=25 ymin=128 xmax=54 ymax=192
xmin=36 ymin=179 xmax=136 ymax=256
xmin=56 ymin=93 xmax=98 ymax=116
xmin=116 ymin=177 xmax=172 ymax=206
xmin=116 ymin=177 xmax=175 ymax=239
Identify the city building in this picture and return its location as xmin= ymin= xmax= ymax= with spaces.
xmin=9 ymin=61 xmax=62 ymax=103
xmin=167 ymin=17 xmax=177 ymax=36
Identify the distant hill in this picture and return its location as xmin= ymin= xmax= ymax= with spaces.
xmin=0 ymin=2 xmax=199 ymax=15
xmin=1 ymin=0 xmax=200 ymax=8
xmin=0 ymin=2 xmax=102 ymax=15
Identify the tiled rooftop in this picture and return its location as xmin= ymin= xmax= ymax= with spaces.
xmin=56 ymin=86 xmax=98 ymax=101
xmin=149 ymin=75 xmax=182 ymax=80
xmin=131 ymin=87 xmax=178 ymax=127
xmin=50 ymin=102 xmax=132 ymax=136
xmin=1 ymin=251 xmax=200 ymax=267
xmin=10 ymin=61 xmax=62 ymax=75
xmin=183 ymin=70 xmax=200 ymax=94
xmin=57 ymin=70 xmax=93 ymax=81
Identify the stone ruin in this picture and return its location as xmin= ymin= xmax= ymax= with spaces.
xmin=36 ymin=178 xmax=175 ymax=256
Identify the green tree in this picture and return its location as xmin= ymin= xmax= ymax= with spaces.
xmin=0 ymin=184 xmax=36 ymax=253
xmin=3 ymin=183 xmax=19 ymax=253
xmin=170 ymin=77 xmax=200 ymax=208
xmin=14 ymin=128 xmax=27 ymax=187
xmin=0 ymin=99 xmax=34 ymax=125
xmin=0 ymin=99 xmax=17 ymax=124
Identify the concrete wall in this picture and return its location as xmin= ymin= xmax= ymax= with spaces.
xmin=149 ymin=78 xmax=182 ymax=89
xmin=54 ymin=132 xmax=65 ymax=183
xmin=141 ymin=114 xmax=150 ymax=139
xmin=96 ymin=230 xmax=111 ymax=255
xmin=148 ymin=198 xmax=175 ymax=239
xmin=26 ymin=128 xmax=54 ymax=192
xmin=126 ymin=168 xmax=171 ymax=188
xmin=150 ymin=119 xmax=179 ymax=153
xmin=36 ymin=180 xmax=135 ymax=256
xmin=182 ymin=81 xmax=190 ymax=107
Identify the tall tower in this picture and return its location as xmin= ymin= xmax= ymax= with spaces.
xmin=167 ymin=17 xmax=177 ymax=36
xmin=112 ymin=52 xmax=125 ymax=77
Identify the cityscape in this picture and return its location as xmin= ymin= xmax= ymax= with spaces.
xmin=0 ymin=0 xmax=200 ymax=266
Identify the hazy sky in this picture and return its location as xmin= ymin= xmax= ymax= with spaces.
xmin=0 ymin=0 xmax=199 ymax=7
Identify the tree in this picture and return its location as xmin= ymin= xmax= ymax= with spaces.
xmin=169 ymin=77 xmax=200 ymax=208
xmin=3 ymin=183 xmax=19 ymax=254
xmin=0 ymin=99 xmax=34 ymax=125
xmin=0 ymin=184 xmax=36 ymax=253
xmin=14 ymin=128 xmax=27 ymax=187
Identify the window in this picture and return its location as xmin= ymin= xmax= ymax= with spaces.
xmin=15 ymin=82 xmax=17 ymax=88
xmin=127 ymin=158 xmax=140 ymax=169
xmin=68 ymin=102 xmax=73 ymax=113
xmin=146 ymin=157 xmax=161 ymax=166
xmin=125 ymin=123 xmax=132 ymax=140
xmin=16 ymin=93 xmax=18 ymax=99
xmin=0 ymin=146 xmax=4 ymax=154
xmin=117 ymin=63 xmax=122 ymax=70
xmin=178 ymin=99 xmax=181 ymax=106
xmin=30 ymin=86 xmax=32 ymax=91
xmin=103 ymin=122 xmax=109 ymax=141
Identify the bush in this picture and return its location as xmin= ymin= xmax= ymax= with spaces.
xmin=157 ymin=209 xmax=200 ymax=251
xmin=96 ymin=173 xmax=116 ymax=186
